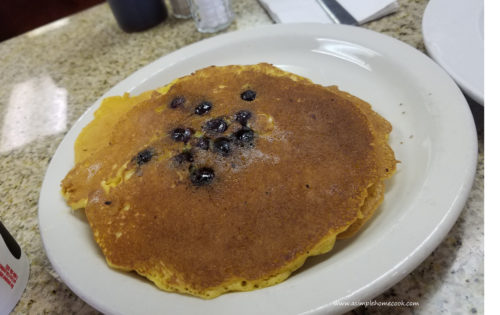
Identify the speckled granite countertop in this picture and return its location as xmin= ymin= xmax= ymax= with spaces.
xmin=0 ymin=0 xmax=483 ymax=314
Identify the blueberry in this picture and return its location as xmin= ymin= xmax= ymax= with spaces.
xmin=203 ymin=117 xmax=228 ymax=134
xmin=134 ymin=148 xmax=154 ymax=165
xmin=194 ymin=101 xmax=212 ymax=115
xmin=233 ymin=127 xmax=254 ymax=146
xmin=235 ymin=110 xmax=252 ymax=126
xmin=213 ymin=137 xmax=231 ymax=156
xmin=190 ymin=167 xmax=215 ymax=186
xmin=170 ymin=96 xmax=185 ymax=108
xmin=173 ymin=151 xmax=194 ymax=164
xmin=241 ymin=90 xmax=256 ymax=101
xmin=196 ymin=137 xmax=210 ymax=150
xmin=171 ymin=128 xmax=193 ymax=143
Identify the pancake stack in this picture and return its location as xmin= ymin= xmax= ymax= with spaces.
xmin=61 ymin=63 xmax=396 ymax=298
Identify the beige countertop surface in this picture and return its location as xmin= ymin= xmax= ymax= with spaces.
xmin=0 ymin=0 xmax=483 ymax=314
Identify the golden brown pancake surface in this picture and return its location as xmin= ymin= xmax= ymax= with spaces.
xmin=61 ymin=63 xmax=396 ymax=298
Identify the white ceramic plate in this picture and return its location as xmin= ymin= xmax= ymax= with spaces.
xmin=39 ymin=23 xmax=477 ymax=315
xmin=422 ymin=0 xmax=484 ymax=104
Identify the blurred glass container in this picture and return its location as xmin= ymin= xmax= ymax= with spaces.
xmin=189 ymin=0 xmax=234 ymax=33
xmin=107 ymin=0 xmax=168 ymax=32
xmin=170 ymin=0 xmax=192 ymax=19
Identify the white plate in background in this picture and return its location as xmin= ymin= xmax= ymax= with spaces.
xmin=422 ymin=0 xmax=484 ymax=104
xmin=39 ymin=23 xmax=477 ymax=315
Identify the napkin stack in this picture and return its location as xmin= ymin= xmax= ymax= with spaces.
xmin=258 ymin=0 xmax=399 ymax=25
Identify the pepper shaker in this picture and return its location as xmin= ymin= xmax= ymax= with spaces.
xmin=170 ymin=0 xmax=191 ymax=19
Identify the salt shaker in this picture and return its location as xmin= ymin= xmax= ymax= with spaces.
xmin=170 ymin=0 xmax=191 ymax=19
xmin=189 ymin=0 xmax=234 ymax=33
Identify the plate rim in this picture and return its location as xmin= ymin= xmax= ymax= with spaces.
xmin=38 ymin=23 xmax=478 ymax=315
xmin=422 ymin=0 xmax=484 ymax=104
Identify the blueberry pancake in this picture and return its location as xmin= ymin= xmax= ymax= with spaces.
xmin=61 ymin=63 xmax=396 ymax=298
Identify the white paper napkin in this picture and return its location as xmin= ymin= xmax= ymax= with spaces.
xmin=258 ymin=0 xmax=399 ymax=25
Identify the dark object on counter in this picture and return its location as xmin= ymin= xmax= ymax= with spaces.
xmin=0 ymin=0 xmax=104 ymax=42
xmin=107 ymin=0 xmax=167 ymax=32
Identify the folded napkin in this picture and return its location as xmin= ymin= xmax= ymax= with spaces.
xmin=258 ymin=0 xmax=399 ymax=25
